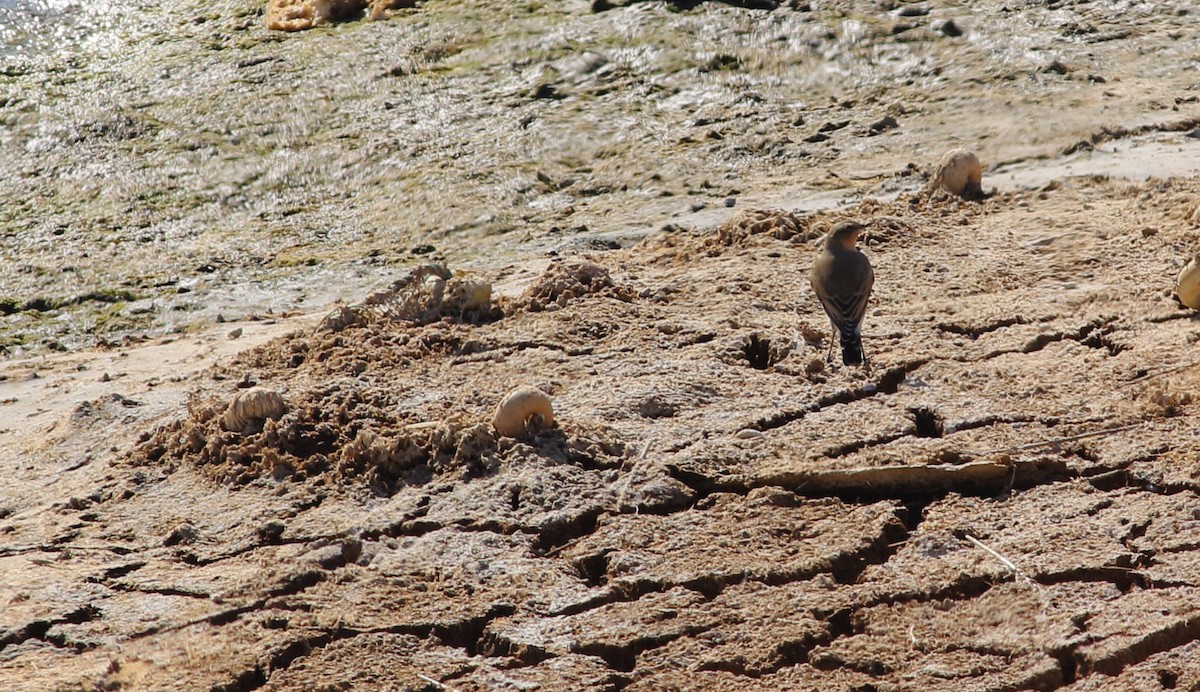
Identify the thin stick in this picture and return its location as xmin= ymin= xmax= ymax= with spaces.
xmin=964 ymin=534 xmax=1019 ymax=574
xmin=1121 ymin=360 xmax=1200 ymax=387
xmin=417 ymin=673 xmax=459 ymax=691
xmin=981 ymin=422 xmax=1142 ymax=455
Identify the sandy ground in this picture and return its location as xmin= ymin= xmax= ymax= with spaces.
xmin=3 ymin=0 xmax=1200 ymax=690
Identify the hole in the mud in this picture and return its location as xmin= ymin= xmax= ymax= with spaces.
xmin=267 ymin=634 xmax=332 ymax=678
xmin=1159 ymin=670 xmax=1179 ymax=689
xmin=902 ymin=501 xmax=927 ymax=532
xmin=684 ymin=574 xmax=727 ymax=600
xmin=533 ymin=509 xmax=602 ymax=554
xmin=1056 ymin=649 xmax=1079 ymax=684
xmin=576 ymin=642 xmax=638 ymax=673
xmin=876 ymin=367 xmax=908 ymax=394
xmin=824 ymin=608 xmax=855 ymax=641
xmin=1080 ymin=327 xmax=1125 ymax=356
xmin=743 ymin=333 xmax=773 ymax=370
xmin=217 ymin=665 xmax=268 ymax=692
xmin=436 ymin=604 xmax=515 ymax=656
xmin=909 ymin=407 xmax=944 ymax=438
xmin=575 ymin=551 xmax=611 ymax=587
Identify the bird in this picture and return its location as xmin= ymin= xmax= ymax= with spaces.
xmin=809 ymin=220 xmax=874 ymax=366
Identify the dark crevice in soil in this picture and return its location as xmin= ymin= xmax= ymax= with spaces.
xmin=936 ymin=315 xmax=1030 ymax=337
xmin=1074 ymin=115 xmax=1200 ymax=151
xmin=1079 ymin=445 xmax=1173 ymax=492
xmin=951 ymin=413 xmax=1047 ymax=434
xmin=105 ymin=582 xmax=214 ymax=599
xmin=1083 ymin=467 xmax=1133 ymax=491
xmin=212 ymin=665 xmax=270 ymax=692
xmin=909 ymin=406 xmax=945 ymax=438
xmin=780 ymin=581 xmax=1008 ymax=680
xmin=0 ymin=542 xmax=139 ymax=558
xmin=752 ymin=359 xmax=930 ymax=432
xmin=1054 ymin=646 xmax=1080 ymax=686
xmin=574 ymin=623 xmax=717 ymax=673
xmin=181 ymin=534 xmax=341 ymax=567
xmin=741 ymin=333 xmax=774 ymax=369
xmin=133 ymin=571 xmax=326 ymax=640
xmin=1034 ymin=567 xmax=1151 ymax=592
xmin=978 ymin=317 xmax=1117 ymax=360
xmin=575 ymin=550 xmax=612 ymax=588
xmin=683 ymin=572 xmax=732 ymax=600
xmin=86 ymin=561 xmax=147 ymax=582
xmin=842 ymin=574 xmax=1006 ymax=624
xmin=0 ymin=289 xmax=142 ymax=317
xmin=532 ymin=507 xmax=604 ymax=555
xmin=0 ymin=604 xmax=100 ymax=652
xmin=664 ymin=464 xmax=747 ymax=497
xmin=480 ymin=630 xmax=556 ymax=665
xmin=827 ymin=510 xmax=910 ymax=586
xmin=824 ymin=412 xmax=1048 ymax=460
xmin=360 ymin=505 xmax=440 ymax=542
xmin=215 ymin=601 xmax=519 ymax=692
xmin=768 ymin=458 xmax=1074 ymax=505
xmin=1080 ymin=611 xmax=1200 ymax=679
xmin=213 ymin=630 xmax=344 ymax=692
xmin=550 ymin=578 xmax=665 ymax=618
xmin=552 ymin=506 xmax=912 ymax=623
xmin=823 ymin=431 xmax=907 ymax=458
xmin=440 ymin=603 xmax=518 ymax=655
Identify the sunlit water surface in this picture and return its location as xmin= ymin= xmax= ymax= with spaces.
xmin=0 ymin=0 xmax=129 ymax=61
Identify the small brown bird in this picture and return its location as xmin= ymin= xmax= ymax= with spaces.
xmin=809 ymin=220 xmax=874 ymax=366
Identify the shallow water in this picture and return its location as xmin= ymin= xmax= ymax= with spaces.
xmin=0 ymin=0 xmax=124 ymax=59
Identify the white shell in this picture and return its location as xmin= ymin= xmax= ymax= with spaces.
xmin=1177 ymin=255 xmax=1200 ymax=310
xmin=491 ymin=386 xmax=554 ymax=437
xmin=929 ymin=148 xmax=983 ymax=199
xmin=444 ymin=277 xmax=492 ymax=314
xmin=223 ymin=387 xmax=288 ymax=432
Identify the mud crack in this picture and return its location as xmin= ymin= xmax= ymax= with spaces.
xmin=753 ymin=359 xmax=930 ymax=432
xmin=0 ymin=604 xmax=100 ymax=652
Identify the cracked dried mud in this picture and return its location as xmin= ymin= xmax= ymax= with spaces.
xmin=3 ymin=0 xmax=1200 ymax=690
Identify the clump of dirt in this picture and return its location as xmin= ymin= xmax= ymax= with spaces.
xmin=520 ymin=258 xmax=636 ymax=311
xmin=137 ymin=368 xmax=625 ymax=492
xmin=318 ymin=263 xmax=498 ymax=333
xmin=713 ymin=208 xmax=821 ymax=247
xmin=132 ymin=259 xmax=638 ymax=492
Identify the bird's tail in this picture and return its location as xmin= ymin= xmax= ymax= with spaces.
xmin=839 ymin=329 xmax=864 ymax=366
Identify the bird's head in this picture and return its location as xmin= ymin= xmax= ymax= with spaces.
xmin=828 ymin=220 xmax=866 ymax=250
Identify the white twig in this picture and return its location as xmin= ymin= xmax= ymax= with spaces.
xmin=964 ymin=533 xmax=1020 ymax=575
xmin=416 ymin=673 xmax=459 ymax=691
xmin=981 ymin=422 xmax=1142 ymax=455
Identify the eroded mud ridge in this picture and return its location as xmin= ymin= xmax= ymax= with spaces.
xmin=4 ymin=177 xmax=1199 ymax=690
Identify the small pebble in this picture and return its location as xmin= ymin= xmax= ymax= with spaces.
xmin=724 ymin=197 xmax=736 ymax=208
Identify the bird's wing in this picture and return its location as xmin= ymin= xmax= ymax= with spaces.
xmin=813 ymin=252 xmax=873 ymax=331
